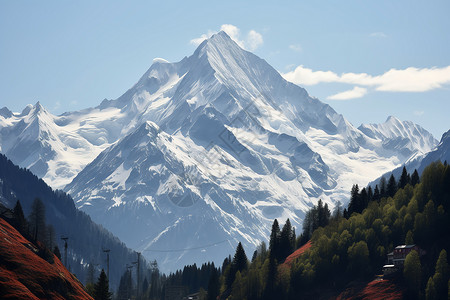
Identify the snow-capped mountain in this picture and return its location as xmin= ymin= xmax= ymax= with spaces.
xmin=376 ymin=129 xmax=449 ymax=182
xmin=359 ymin=116 xmax=437 ymax=159
xmin=0 ymin=31 xmax=438 ymax=272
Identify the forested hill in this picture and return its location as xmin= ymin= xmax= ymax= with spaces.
xmin=0 ymin=153 xmax=139 ymax=289
xmin=211 ymin=161 xmax=450 ymax=299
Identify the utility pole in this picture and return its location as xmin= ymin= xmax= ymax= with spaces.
xmin=103 ymin=249 xmax=110 ymax=279
xmin=133 ymin=252 xmax=141 ymax=299
xmin=61 ymin=237 xmax=68 ymax=267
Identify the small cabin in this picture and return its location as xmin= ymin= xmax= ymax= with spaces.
xmin=393 ymin=244 xmax=424 ymax=266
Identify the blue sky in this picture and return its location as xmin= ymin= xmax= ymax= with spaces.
xmin=1 ymin=0 xmax=449 ymax=138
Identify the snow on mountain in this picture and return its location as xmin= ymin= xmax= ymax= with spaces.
xmin=358 ymin=115 xmax=437 ymax=158
xmin=0 ymin=31 xmax=439 ymax=272
xmin=375 ymin=129 xmax=449 ymax=183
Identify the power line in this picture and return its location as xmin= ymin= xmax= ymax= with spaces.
xmin=144 ymin=239 xmax=230 ymax=253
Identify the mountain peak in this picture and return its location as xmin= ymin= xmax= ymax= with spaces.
xmin=385 ymin=115 xmax=400 ymax=123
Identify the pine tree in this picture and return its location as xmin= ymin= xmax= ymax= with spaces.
xmin=269 ymin=219 xmax=280 ymax=261
xmin=28 ymin=198 xmax=46 ymax=242
xmin=379 ymin=176 xmax=387 ymax=197
xmin=279 ymin=219 xmax=294 ymax=261
xmin=387 ymin=174 xmax=397 ymax=197
xmin=373 ymin=185 xmax=380 ymax=201
xmin=404 ymin=250 xmax=421 ymax=298
xmin=367 ymin=186 xmax=373 ymax=202
xmin=348 ymin=184 xmax=360 ymax=214
xmin=233 ymin=242 xmax=248 ymax=273
xmin=12 ymin=200 xmax=27 ymax=235
xmin=411 ymin=169 xmax=420 ymax=186
xmin=359 ymin=188 xmax=368 ymax=212
xmin=426 ymin=276 xmax=437 ymax=300
xmin=399 ymin=166 xmax=410 ymax=189
xmin=94 ymin=269 xmax=112 ymax=300
xmin=207 ymin=267 xmax=220 ymax=300
xmin=405 ymin=230 xmax=414 ymax=245
xmin=433 ymin=249 xmax=449 ymax=299
xmin=117 ymin=269 xmax=132 ymax=300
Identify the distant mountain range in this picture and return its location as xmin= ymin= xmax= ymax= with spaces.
xmin=374 ymin=129 xmax=450 ymax=184
xmin=0 ymin=31 xmax=441 ymax=272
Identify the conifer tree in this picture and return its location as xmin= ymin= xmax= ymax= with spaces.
xmin=433 ymin=249 xmax=449 ymax=299
xmin=349 ymin=184 xmax=360 ymax=214
xmin=399 ymin=166 xmax=410 ymax=189
xmin=379 ymin=176 xmax=387 ymax=197
xmin=359 ymin=188 xmax=368 ymax=212
xmin=269 ymin=219 xmax=280 ymax=261
xmin=13 ymin=200 xmax=28 ymax=235
xmin=411 ymin=169 xmax=420 ymax=186
xmin=387 ymin=174 xmax=397 ymax=197
xmin=280 ymin=219 xmax=294 ymax=261
xmin=426 ymin=277 xmax=436 ymax=300
xmin=94 ymin=269 xmax=112 ymax=300
xmin=207 ymin=267 xmax=220 ymax=300
xmin=117 ymin=269 xmax=132 ymax=300
xmin=373 ymin=185 xmax=380 ymax=201
xmin=404 ymin=250 xmax=421 ymax=298
xmin=28 ymin=198 xmax=46 ymax=242
xmin=233 ymin=242 xmax=248 ymax=273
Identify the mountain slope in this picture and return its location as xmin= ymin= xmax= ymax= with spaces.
xmin=0 ymin=153 xmax=139 ymax=288
xmin=0 ymin=217 xmax=93 ymax=299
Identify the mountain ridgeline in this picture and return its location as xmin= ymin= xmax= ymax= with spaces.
xmin=0 ymin=153 xmax=140 ymax=289
xmin=0 ymin=31 xmax=440 ymax=272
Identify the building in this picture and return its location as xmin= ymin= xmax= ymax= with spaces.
xmin=393 ymin=244 xmax=424 ymax=267
xmin=382 ymin=244 xmax=425 ymax=278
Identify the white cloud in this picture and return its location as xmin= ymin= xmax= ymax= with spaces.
xmin=246 ymin=30 xmax=263 ymax=51
xmin=190 ymin=24 xmax=263 ymax=51
xmin=282 ymin=65 xmax=450 ymax=92
xmin=289 ymin=44 xmax=302 ymax=52
xmin=370 ymin=32 xmax=387 ymax=38
xmin=414 ymin=110 xmax=425 ymax=116
xmin=190 ymin=30 xmax=217 ymax=46
xmin=327 ymin=87 xmax=368 ymax=100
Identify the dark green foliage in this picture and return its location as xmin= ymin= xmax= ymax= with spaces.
xmin=426 ymin=277 xmax=436 ymax=300
xmin=94 ymin=269 xmax=112 ymax=300
xmin=12 ymin=200 xmax=28 ymax=235
xmin=433 ymin=249 xmax=449 ymax=299
xmin=373 ymin=185 xmax=380 ymax=201
xmin=269 ymin=219 xmax=281 ymax=261
xmin=399 ymin=166 xmax=411 ymax=189
xmin=28 ymin=198 xmax=46 ymax=242
xmin=233 ymin=242 xmax=248 ymax=273
xmin=165 ymin=262 xmax=218 ymax=297
xmin=117 ymin=269 xmax=132 ymax=300
xmin=207 ymin=267 xmax=220 ymax=300
xmin=379 ymin=176 xmax=387 ymax=197
xmin=411 ymin=169 xmax=420 ymax=186
xmin=387 ymin=174 xmax=398 ymax=197
xmin=404 ymin=250 xmax=421 ymax=298
xmin=279 ymin=219 xmax=296 ymax=262
xmin=299 ymin=200 xmax=330 ymax=246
